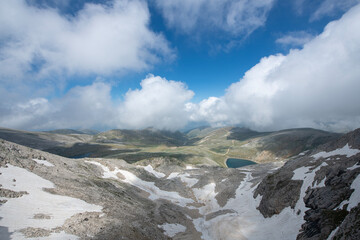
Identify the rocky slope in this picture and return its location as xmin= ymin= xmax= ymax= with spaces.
xmin=0 ymin=127 xmax=92 ymax=150
xmin=0 ymin=129 xmax=359 ymax=239
xmin=227 ymin=127 xmax=341 ymax=163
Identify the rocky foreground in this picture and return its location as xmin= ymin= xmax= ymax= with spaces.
xmin=0 ymin=129 xmax=360 ymax=239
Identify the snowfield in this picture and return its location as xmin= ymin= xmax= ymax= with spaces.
xmin=0 ymin=164 xmax=102 ymax=240
xmin=86 ymin=161 xmax=194 ymax=207
xmin=158 ymin=223 xmax=187 ymax=237
xmin=312 ymin=143 xmax=360 ymax=160
xmin=32 ymin=158 xmax=55 ymax=167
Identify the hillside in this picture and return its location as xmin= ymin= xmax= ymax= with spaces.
xmin=45 ymin=129 xmax=100 ymax=135
xmin=0 ymin=127 xmax=92 ymax=150
xmin=93 ymin=128 xmax=189 ymax=146
xmin=0 ymin=129 xmax=359 ymax=239
xmin=0 ymin=127 xmax=342 ymax=167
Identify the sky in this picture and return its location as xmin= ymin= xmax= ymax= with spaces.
xmin=0 ymin=0 xmax=360 ymax=132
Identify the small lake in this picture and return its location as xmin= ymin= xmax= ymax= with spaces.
xmin=226 ymin=158 xmax=257 ymax=168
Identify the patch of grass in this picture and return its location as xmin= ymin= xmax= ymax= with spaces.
xmin=210 ymin=146 xmax=229 ymax=154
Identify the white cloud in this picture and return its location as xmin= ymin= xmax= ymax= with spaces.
xmin=0 ymin=75 xmax=194 ymax=131
xmin=155 ymin=0 xmax=275 ymax=37
xmin=0 ymin=0 xmax=173 ymax=79
xmin=191 ymin=4 xmax=360 ymax=132
xmin=310 ymin=0 xmax=360 ymax=21
xmin=276 ymin=31 xmax=314 ymax=48
xmin=1 ymin=2 xmax=360 ymax=133
xmin=0 ymin=82 xmax=115 ymax=130
xmin=118 ymin=75 xmax=194 ymax=130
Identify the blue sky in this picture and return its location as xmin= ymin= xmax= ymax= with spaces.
xmin=1 ymin=0 xmax=360 ymax=131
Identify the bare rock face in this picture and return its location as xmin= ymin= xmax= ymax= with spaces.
xmin=254 ymin=129 xmax=360 ymax=240
xmin=254 ymin=170 xmax=303 ymax=217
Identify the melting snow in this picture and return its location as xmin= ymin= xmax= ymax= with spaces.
xmin=0 ymin=164 xmax=102 ymax=239
xmin=32 ymin=158 xmax=54 ymax=167
xmin=87 ymin=161 xmax=194 ymax=207
xmin=337 ymin=173 xmax=360 ymax=210
xmin=186 ymin=165 xmax=198 ymax=170
xmin=165 ymin=172 xmax=199 ymax=187
xmin=142 ymin=165 xmax=165 ymax=178
xmin=167 ymin=172 xmax=179 ymax=179
xmin=192 ymin=171 xmax=308 ymax=240
xmin=158 ymin=223 xmax=186 ymax=237
xmin=86 ymin=160 xmax=349 ymax=240
xmin=312 ymin=144 xmax=360 ymax=160
xmin=347 ymin=163 xmax=360 ymax=171
xmin=327 ymin=226 xmax=339 ymax=240
xmin=313 ymin=177 xmax=326 ymax=188
xmin=178 ymin=173 xmax=199 ymax=187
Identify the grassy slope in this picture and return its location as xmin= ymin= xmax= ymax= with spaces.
xmin=0 ymin=127 xmax=342 ymax=167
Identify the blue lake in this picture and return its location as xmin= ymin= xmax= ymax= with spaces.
xmin=226 ymin=158 xmax=257 ymax=168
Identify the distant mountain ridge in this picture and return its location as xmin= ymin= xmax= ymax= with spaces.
xmin=44 ymin=129 xmax=99 ymax=135
xmin=0 ymin=126 xmax=343 ymax=166
xmin=93 ymin=128 xmax=189 ymax=146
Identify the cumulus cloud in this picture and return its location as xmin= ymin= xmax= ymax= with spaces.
xmin=0 ymin=0 xmax=173 ymax=80
xmin=192 ymin=4 xmax=360 ymax=132
xmin=1 ymin=1 xmax=360 ymax=133
xmin=0 ymin=75 xmax=194 ymax=131
xmin=0 ymin=82 xmax=115 ymax=130
xmin=155 ymin=0 xmax=275 ymax=37
xmin=276 ymin=31 xmax=314 ymax=48
xmin=118 ymin=75 xmax=194 ymax=130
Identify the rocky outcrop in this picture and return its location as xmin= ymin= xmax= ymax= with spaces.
xmin=254 ymin=129 xmax=360 ymax=239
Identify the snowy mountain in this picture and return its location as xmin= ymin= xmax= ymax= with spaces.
xmin=0 ymin=129 xmax=359 ymax=239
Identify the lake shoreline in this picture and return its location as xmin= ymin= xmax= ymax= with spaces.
xmin=225 ymin=158 xmax=257 ymax=168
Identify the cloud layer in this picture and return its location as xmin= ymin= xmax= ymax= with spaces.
xmin=193 ymin=4 xmax=360 ymax=131
xmin=155 ymin=0 xmax=275 ymax=37
xmin=0 ymin=1 xmax=360 ymax=132
xmin=276 ymin=31 xmax=314 ymax=48
xmin=0 ymin=0 xmax=173 ymax=79
xmin=310 ymin=0 xmax=360 ymax=21
xmin=0 ymin=75 xmax=193 ymax=131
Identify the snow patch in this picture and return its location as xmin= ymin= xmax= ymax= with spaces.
xmin=327 ymin=226 xmax=339 ymax=240
xmin=312 ymin=144 xmax=360 ymax=160
xmin=313 ymin=177 xmax=326 ymax=188
xmin=86 ymin=161 xmax=122 ymax=179
xmin=192 ymin=171 xmax=309 ymax=240
xmin=292 ymin=166 xmax=311 ymax=180
xmin=292 ymin=163 xmax=328 ymax=221
xmin=178 ymin=173 xmax=199 ymax=187
xmin=337 ymin=173 xmax=360 ymax=210
xmin=32 ymin=158 xmax=54 ymax=167
xmin=347 ymin=163 xmax=360 ymax=171
xmin=0 ymin=164 xmax=102 ymax=239
xmin=158 ymin=223 xmax=186 ymax=237
xmin=186 ymin=165 xmax=198 ymax=170
xmin=142 ymin=165 xmax=165 ymax=178
xmin=193 ymin=183 xmax=219 ymax=215
xmin=167 ymin=172 xmax=179 ymax=179
xmin=86 ymin=161 xmax=194 ymax=207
